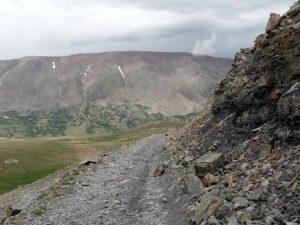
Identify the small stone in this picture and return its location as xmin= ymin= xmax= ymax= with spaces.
xmin=290 ymin=181 xmax=298 ymax=192
xmin=205 ymin=200 xmax=223 ymax=220
xmin=203 ymin=174 xmax=219 ymax=187
xmin=207 ymin=215 xmax=222 ymax=225
xmin=241 ymin=163 xmax=249 ymax=170
xmin=215 ymin=202 xmax=233 ymax=220
xmin=273 ymin=171 xmax=283 ymax=180
xmin=0 ymin=210 xmax=6 ymax=224
xmin=246 ymin=188 xmax=263 ymax=201
xmin=227 ymin=214 xmax=238 ymax=225
xmin=224 ymin=174 xmax=234 ymax=187
xmin=194 ymin=153 xmax=224 ymax=177
xmin=258 ymin=144 xmax=272 ymax=160
xmin=261 ymin=179 xmax=269 ymax=188
xmin=4 ymin=159 xmax=18 ymax=164
xmin=153 ymin=164 xmax=167 ymax=177
xmin=191 ymin=192 xmax=212 ymax=224
xmin=162 ymin=197 xmax=168 ymax=203
xmin=233 ymin=197 xmax=249 ymax=210
xmin=238 ymin=208 xmax=253 ymax=223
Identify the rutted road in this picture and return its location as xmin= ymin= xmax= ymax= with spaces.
xmin=3 ymin=134 xmax=188 ymax=225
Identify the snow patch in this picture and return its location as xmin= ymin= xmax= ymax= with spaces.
xmin=86 ymin=66 xmax=90 ymax=72
xmin=84 ymin=72 xmax=87 ymax=76
xmin=52 ymin=62 xmax=56 ymax=69
xmin=118 ymin=66 xmax=126 ymax=79
xmin=3 ymin=116 xmax=10 ymax=119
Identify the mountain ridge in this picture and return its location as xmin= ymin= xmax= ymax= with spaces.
xmin=0 ymin=51 xmax=230 ymax=115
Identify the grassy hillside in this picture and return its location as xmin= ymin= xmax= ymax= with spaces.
xmin=0 ymin=121 xmax=184 ymax=195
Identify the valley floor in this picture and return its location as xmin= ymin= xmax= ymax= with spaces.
xmin=1 ymin=135 xmax=189 ymax=225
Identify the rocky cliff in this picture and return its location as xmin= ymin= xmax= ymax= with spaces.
xmin=167 ymin=2 xmax=300 ymax=224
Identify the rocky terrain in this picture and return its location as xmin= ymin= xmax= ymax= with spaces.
xmin=166 ymin=1 xmax=300 ymax=225
xmin=0 ymin=52 xmax=230 ymax=136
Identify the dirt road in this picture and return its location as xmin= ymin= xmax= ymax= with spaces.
xmin=3 ymin=134 xmax=188 ymax=225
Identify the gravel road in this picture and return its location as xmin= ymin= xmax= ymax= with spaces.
xmin=3 ymin=134 xmax=188 ymax=225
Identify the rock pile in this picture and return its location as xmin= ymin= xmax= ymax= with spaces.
xmin=166 ymin=1 xmax=300 ymax=224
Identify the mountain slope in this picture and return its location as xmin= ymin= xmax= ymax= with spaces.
xmin=168 ymin=2 xmax=300 ymax=224
xmin=0 ymin=52 xmax=230 ymax=137
xmin=0 ymin=52 xmax=230 ymax=116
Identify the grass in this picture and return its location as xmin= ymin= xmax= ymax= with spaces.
xmin=0 ymin=121 xmax=184 ymax=195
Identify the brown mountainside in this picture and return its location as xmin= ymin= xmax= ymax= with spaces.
xmin=0 ymin=51 xmax=230 ymax=116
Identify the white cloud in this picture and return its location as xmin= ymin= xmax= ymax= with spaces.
xmin=0 ymin=0 xmax=296 ymax=59
xmin=192 ymin=34 xmax=217 ymax=56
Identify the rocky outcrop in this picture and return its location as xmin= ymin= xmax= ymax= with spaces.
xmin=166 ymin=1 xmax=300 ymax=224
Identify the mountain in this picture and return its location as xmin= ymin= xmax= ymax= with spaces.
xmin=167 ymin=2 xmax=300 ymax=224
xmin=0 ymin=52 xmax=231 ymax=137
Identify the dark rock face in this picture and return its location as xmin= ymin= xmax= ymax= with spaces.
xmin=168 ymin=2 xmax=300 ymax=225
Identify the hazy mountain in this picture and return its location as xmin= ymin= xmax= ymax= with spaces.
xmin=0 ymin=51 xmax=230 ymax=115
xmin=0 ymin=51 xmax=231 ymax=136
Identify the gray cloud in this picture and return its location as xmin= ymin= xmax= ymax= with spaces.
xmin=0 ymin=0 xmax=296 ymax=59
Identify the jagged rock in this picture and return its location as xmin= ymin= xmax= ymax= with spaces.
xmin=227 ymin=214 xmax=238 ymax=225
xmin=215 ymin=202 xmax=233 ymax=220
xmin=194 ymin=153 xmax=224 ymax=177
xmin=233 ymin=197 xmax=249 ymax=210
xmin=207 ymin=216 xmax=222 ymax=225
xmin=266 ymin=13 xmax=281 ymax=33
xmin=261 ymin=179 xmax=269 ymax=188
xmin=0 ymin=210 xmax=6 ymax=224
xmin=191 ymin=192 xmax=212 ymax=224
xmin=258 ymin=144 xmax=272 ymax=160
xmin=178 ymin=174 xmax=203 ymax=195
xmin=246 ymin=188 xmax=263 ymax=201
xmin=205 ymin=200 xmax=223 ymax=220
xmin=202 ymin=174 xmax=219 ymax=187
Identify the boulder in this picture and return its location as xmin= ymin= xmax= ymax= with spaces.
xmin=194 ymin=153 xmax=224 ymax=177
xmin=266 ymin=13 xmax=281 ymax=33
xmin=178 ymin=174 xmax=203 ymax=195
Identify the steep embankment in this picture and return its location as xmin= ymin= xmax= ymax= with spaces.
xmin=166 ymin=2 xmax=300 ymax=225
xmin=0 ymin=52 xmax=230 ymax=136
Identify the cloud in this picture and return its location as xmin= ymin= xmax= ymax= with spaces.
xmin=0 ymin=0 xmax=296 ymax=59
xmin=192 ymin=34 xmax=217 ymax=56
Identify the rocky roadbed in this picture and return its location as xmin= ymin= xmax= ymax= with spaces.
xmin=0 ymin=134 xmax=189 ymax=225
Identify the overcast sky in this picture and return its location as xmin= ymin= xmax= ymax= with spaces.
xmin=0 ymin=0 xmax=296 ymax=60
